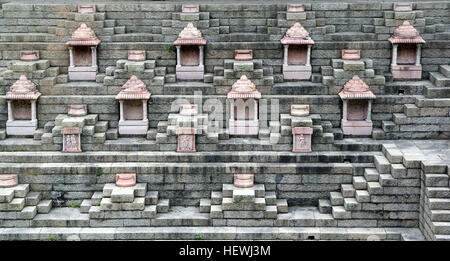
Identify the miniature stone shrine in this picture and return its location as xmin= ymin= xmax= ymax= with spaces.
xmin=116 ymin=75 xmax=150 ymax=135
xmin=78 ymin=4 xmax=95 ymax=13
xmin=339 ymin=76 xmax=376 ymax=135
xmin=128 ymin=50 xmax=145 ymax=61
xmin=291 ymin=104 xmax=310 ymax=116
xmin=39 ymin=104 xmax=109 ymax=151
xmin=81 ymin=174 xmax=170 ymax=225
xmin=19 ymin=50 xmax=39 ymax=61
xmin=68 ymin=104 xmax=87 ymax=117
xmin=115 ymin=173 xmax=137 ymax=187
xmin=173 ymin=23 xmax=206 ymax=80
xmin=281 ymin=23 xmax=314 ymax=80
xmin=286 ymin=4 xmax=306 ymax=20
xmin=233 ymin=173 xmax=254 ymax=188
xmin=341 ymin=50 xmax=360 ymax=60
xmin=66 ymin=23 xmax=101 ymax=81
xmin=227 ymin=76 xmax=261 ymax=135
xmin=6 ymin=75 xmax=41 ymax=136
xmin=234 ymin=50 xmax=253 ymax=61
xmin=176 ymin=127 xmax=196 ymax=152
xmin=201 ymin=173 xmax=288 ymax=221
xmin=292 ymin=127 xmax=313 ymax=152
xmin=182 ymin=4 xmax=199 ymax=13
xmin=389 ymin=21 xmax=425 ymax=79
xmin=61 ymin=127 xmax=82 ymax=152
xmin=0 ymin=175 xmax=18 ymax=188
xmin=179 ymin=104 xmax=198 ymax=116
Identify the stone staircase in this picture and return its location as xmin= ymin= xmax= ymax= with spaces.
xmin=0 ymin=183 xmax=52 ymax=227
xmin=81 ymin=181 xmax=170 ymax=227
xmin=201 ymin=181 xmax=289 ymax=225
xmin=319 ymin=143 xmax=421 ymax=227
xmin=426 ymin=65 xmax=450 ymax=98
xmin=420 ymin=162 xmax=450 ymax=240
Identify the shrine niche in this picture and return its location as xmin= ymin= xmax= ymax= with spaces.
xmin=115 ymin=173 xmax=136 ymax=187
xmin=292 ymin=127 xmax=313 ymax=152
xmin=176 ymin=127 xmax=196 ymax=152
xmin=281 ymin=22 xmax=314 ymax=80
xmin=389 ymin=21 xmax=425 ymax=79
xmin=116 ymin=75 xmax=151 ymax=135
xmin=6 ymin=75 xmax=41 ymax=136
xmin=227 ymin=75 xmax=261 ymax=136
xmin=339 ymin=76 xmax=376 ymax=136
xmin=66 ymin=23 xmax=101 ymax=81
xmin=62 ymin=127 xmax=82 ymax=153
xmin=173 ymin=23 xmax=206 ymax=80
xmin=234 ymin=173 xmax=254 ymax=188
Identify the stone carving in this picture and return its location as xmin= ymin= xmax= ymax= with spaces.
xmin=339 ymin=76 xmax=376 ymax=135
xmin=180 ymin=104 xmax=198 ymax=116
xmin=0 ymin=174 xmax=18 ymax=188
xmin=173 ymin=23 xmax=206 ymax=80
xmin=389 ymin=21 xmax=425 ymax=79
xmin=68 ymin=104 xmax=87 ymax=117
xmin=19 ymin=50 xmax=39 ymax=61
xmin=6 ymin=75 xmax=41 ymax=136
xmin=78 ymin=4 xmax=96 ymax=13
xmin=66 ymin=23 xmax=101 ymax=81
xmin=228 ymin=76 xmax=261 ymax=135
xmin=287 ymin=4 xmax=305 ymax=12
xmin=62 ymin=127 xmax=82 ymax=152
xmin=342 ymin=50 xmax=360 ymax=60
xmin=116 ymin=76 xmax=150 ymax=135
xmin=292 ymin=127 xmax=313 ymax=152
xmin=128 ymin=50 xmax=146 ymax=61
xmin=182 ymin=4 xmax=199 ymax=13
xmin=176 ymin=128 xmax=196 ymax=152
xmin=281 ymin=23 xmax=314 ymax=80
xmin=234 ymin=173 xmax=254 ymax=188
xmin=291 ymin=104 xmax=309 ymax=116
xmin=115 ymin=173 xmax=137 ymax=187
xmin=394 ymin=2 xmax=413 ymax=12
xmin=234 ymin=50 xmax=253 ymax=61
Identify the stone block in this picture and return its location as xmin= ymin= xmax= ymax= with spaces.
xmin=233 ymin=61 xmax=254 ymax=72
xmin=110 ymin=187 xmax=134 ymax=203
xmin=343 ymin=60 xmax=365 ymax=71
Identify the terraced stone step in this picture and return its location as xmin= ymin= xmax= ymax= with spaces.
xmin=429 ymin=72 xmax=450 ymax=87
xmin=425 ymin=86 xmax=450 ymax=98
xmin=271 ymin=82 xmax=328 ymax=95
xmin=0 ymin=150 xmax=381 ymax=164
xmin=41 ymin=82 xmax=107 ymax=95
xmin=111 ymin=33 xmax=164 ymax=42
xmin=440 ymin=65 xmax=450 ymax=78
xmin=164 ymin=82 xmax=215 ymax=95
xmin=0 ymin=226 xmax=424 ymax=241
xmin=0 ymin=162 xmax=363 ymax=175
xmin=0 ymin=33 xmax=58 ymax=42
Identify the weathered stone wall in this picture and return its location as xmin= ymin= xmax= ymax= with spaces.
xmin=0 ymin=1 xmax=449 ymax=136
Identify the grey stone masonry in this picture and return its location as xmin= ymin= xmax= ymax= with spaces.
xmin=86 ymin=182 xmax=170 ymax=227
xmin=205 ymin=181 xmax=288 ymax=225
xmin=0 ymin=183 xmax=52 ymax=226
